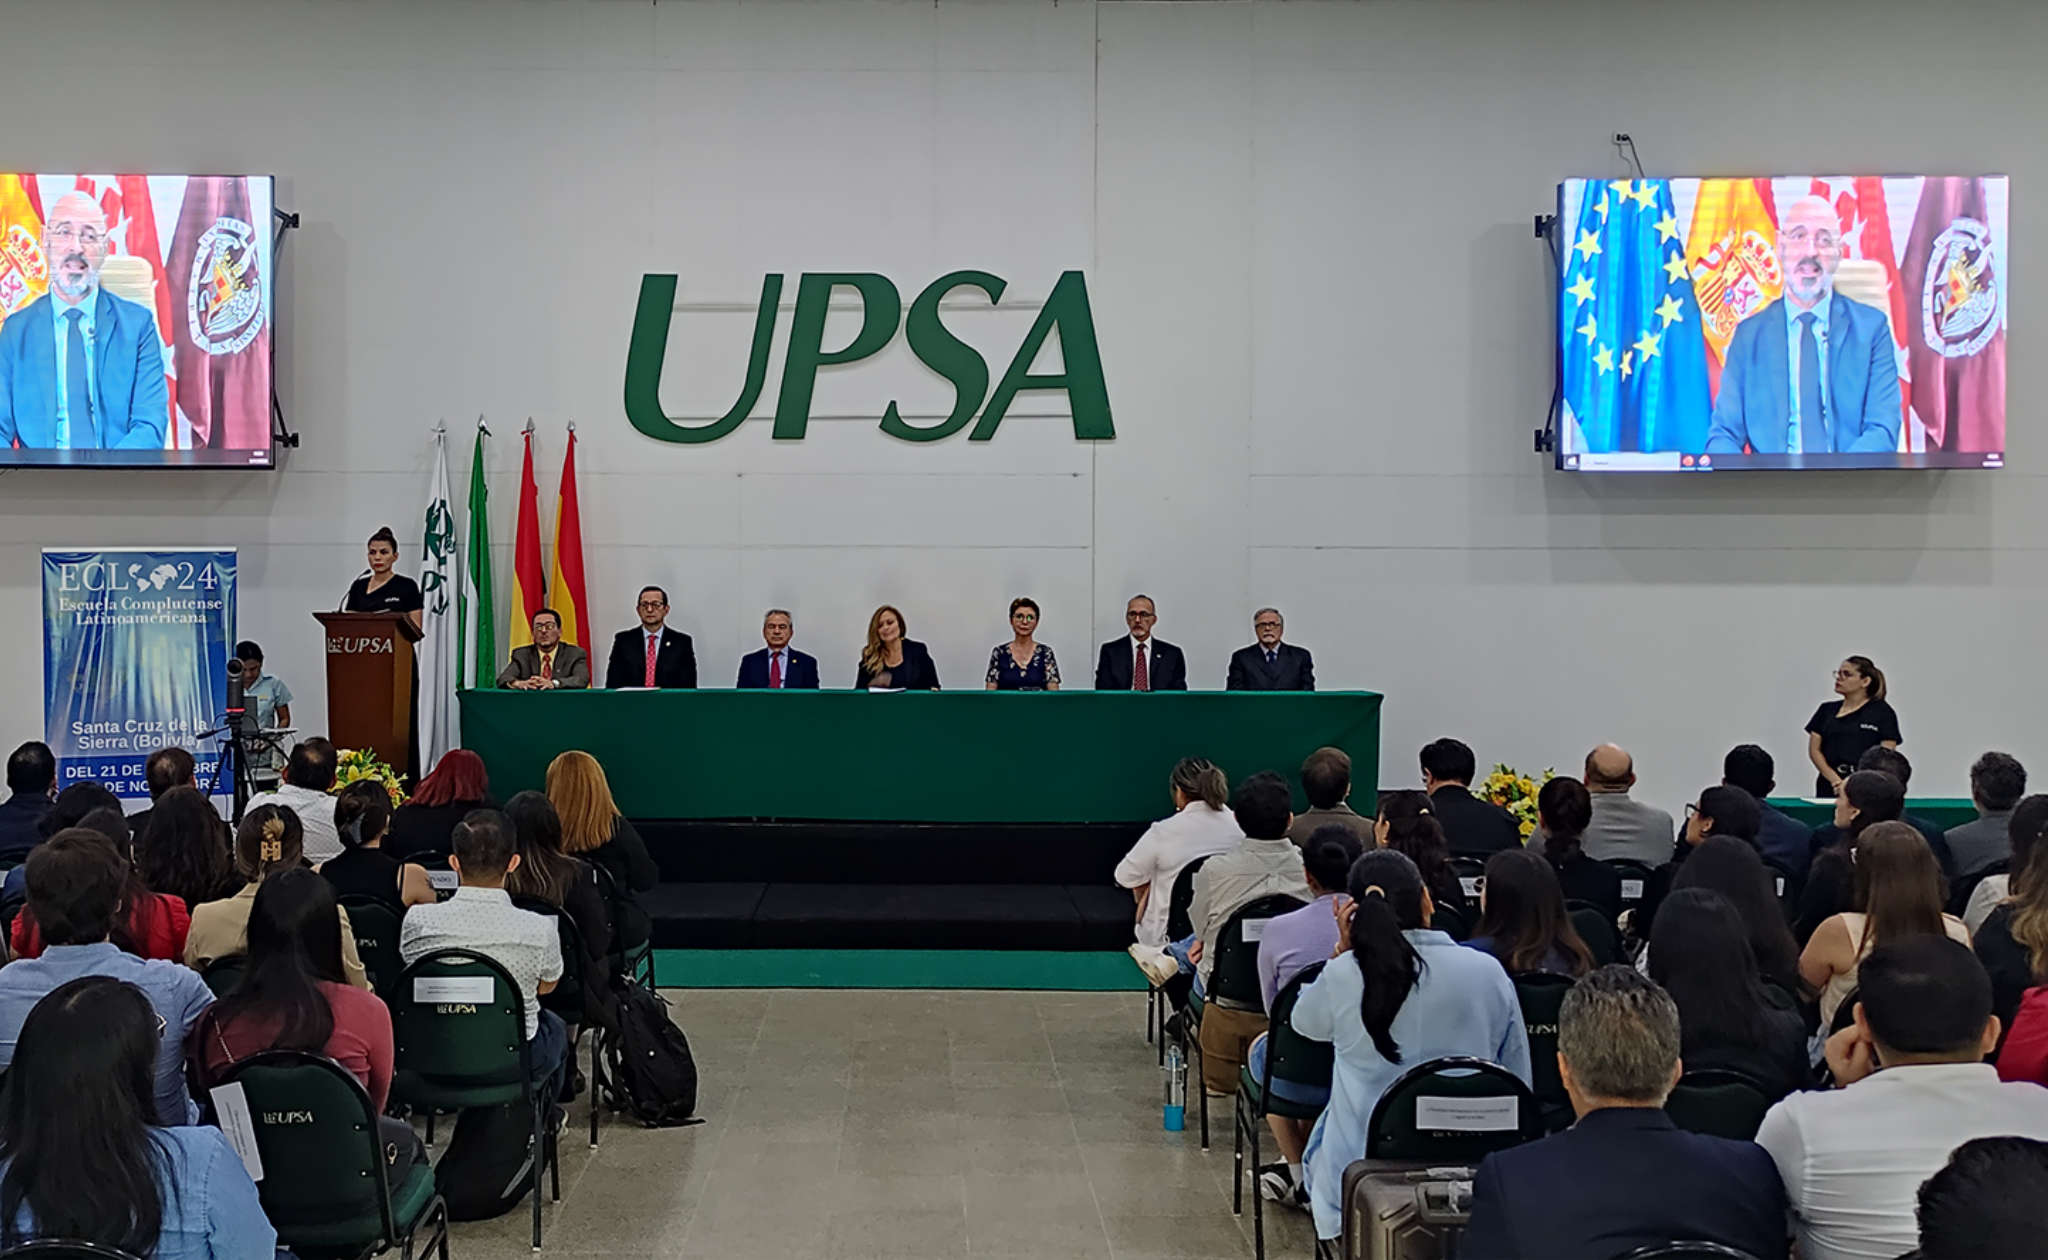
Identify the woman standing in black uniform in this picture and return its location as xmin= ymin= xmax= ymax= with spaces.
xmin=344 ymin=526 xmax=424 ymax=632
xmin=1805 ymin=655 xmax=1901 ymax=797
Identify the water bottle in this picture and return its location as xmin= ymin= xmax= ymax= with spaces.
xmin=1163 ymin=1040 xmax=1187 ymax=1131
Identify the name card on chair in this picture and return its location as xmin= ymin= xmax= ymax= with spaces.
xmin=1414 ymin=1094 xmax=1519 ymax=1132
xmin=427 ymin=870 xmax=460 ymax=892
xmin=1620 ymin=879 xmax=1645 ymax=900
xmin=1240 ymin=919 xmax=1270 ymax=942
xmin=415 ymin=976 xmax=494 ymax=1003
xmin=209 ymin=1083 xmax=266 ymax=1182
xmin=1459 ymin=877 xmax=1482 ymax=898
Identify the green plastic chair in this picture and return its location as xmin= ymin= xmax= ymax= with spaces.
xmin=1509 ymin=971 xmax=1577 ymax=1132
xmin=1148 ymin=854 xmax=1214 ymax=1061
xmin=1663 ymin=1068 xmax=1776 ymax=1142
xmin=0 ymin=1244 xmax=146 ymax=1260
xmin=1179 ymin=893 xmax=1306 ymax=1151
xmin=514 ymin=894 xmax=610 ymax=1149
xmin=337 ymin=895 xmax=405 ymax=1001
xmin=218 ymin=1050 xmax=449 ymax=1260
xmin=387 ymin=949 xmax=558 ymax=1251
xmin=1569 ymin=904 xmax=1622 ymax=967
xmin=199 ymin=954 xmax=247 ymax=998
xmin=1233 ymin=960 xmax=1332 ymax=1260
xmin=1364 ymin=1055 xmax=1543 ymax=1163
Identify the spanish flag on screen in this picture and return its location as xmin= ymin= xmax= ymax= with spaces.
xmin=547 ymin=431 xmax=590 ymax=648
xmin=507 ymin=429 xmax=545 ymax=651
xmin=0 ymin=174 xmax=47 ymax=327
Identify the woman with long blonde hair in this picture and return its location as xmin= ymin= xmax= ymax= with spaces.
xmin=545 ymin=751 xmax=658 ymax=951
xmin=853 ymin=605 xmax=941 ymax=690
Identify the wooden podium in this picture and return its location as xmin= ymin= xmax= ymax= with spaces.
xmin=313 ymin=611 xmax=422 ymax=775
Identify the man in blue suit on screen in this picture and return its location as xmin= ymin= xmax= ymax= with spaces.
xmin=0 ymin=191 xmax=169 ymax=451
xmin=1704 ymin=195 xmax=1901 ymax=456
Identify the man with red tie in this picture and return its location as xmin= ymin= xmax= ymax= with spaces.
xmin=603 ymin=587 xmax=697 ymax=689
xmin=498 ymin=609 xmax=591 ymax=689
xmin=737 ymin=609 xmax=820 ymax=689
xmin=1093 ymin=594 xmax=1188 ymax=691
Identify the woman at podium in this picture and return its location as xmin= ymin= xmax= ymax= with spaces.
xmin=344 ymin=526 xmax=424 ymax=631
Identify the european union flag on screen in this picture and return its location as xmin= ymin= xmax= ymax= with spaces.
xmin=1559 ymin=180 xmax=1712 ymax=453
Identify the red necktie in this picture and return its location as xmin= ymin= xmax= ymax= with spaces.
xmin=769 ymin=651 xmax=783 ymax=689
xmin=644 ymin=634 xmax=658 ymax=687
xmin=540 ymin=650 xmax=553 ymax=682
xmin=1132 ymin=643 xmax=1149 ymax=692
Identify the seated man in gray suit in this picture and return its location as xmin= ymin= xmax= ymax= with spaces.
xmin=1226 ymin=608 xmax=1315 ymax=691
xmin=498 ymin=608 xmax=590 ymax=690
xmin=1580 ymin=743 xmax=1676 ymax=866
xmin=1947 ymin=751 xmax=2026 ymax=880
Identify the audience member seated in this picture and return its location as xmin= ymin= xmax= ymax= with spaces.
xmin=1995 ymin=985 xmax=2048 ymax=1085
xmin=1374 ymin=791 xmax=1468 ymax=925
xmin=243 ymin=736 xmax=344 ymax=863
xmin=1947 ymin=751 xmax=2027 ymax=880
xmin=1184 ymin=771 xmax=1312 ymax=1094
xmin=1115 ymin=757 xmax=1243 ymax=979
xmin=186 ymin=805 xmax=372 ymax=989
xmin=1246 ymin=824 xmax=1362 ymax=1208
xmin=126 ymin=745 xmax=201 ymax=840
xmin=1972 ymin=814 xmax=2048 ymax=1035
xmin=1460 ymin=966 xmax=1789 ymax=1260
xmin=0 ymin=779 xmax=124 ymax=905
xmin=1419 ymin=737 xmax=1520 ymax=857
xmin=1638 ymin=784 xmax=1762 ymax=938
xmin=387 ymin=747 xmax=498 ymax=861
xmin=1912 ymin=1136 xmax=2048 ymax=1260
xmin=1463 ymin=848 xmax=1593 ymax=977
xmin=320 ymin=780 xmax=435 ymax=908
xmin=0 ymin=741 xmax=55 ymax=864
xmin=1285 ymin=747 xmax=1375 ymax=848
xmin=1801 ymin=821 xmax=1969 ymax=1031
xmin=1723 ymin=742 xmax=1814 ymax=890
xmin=400 ymin=809 xmax=568 ymax=1100
xmin=1649 ymin=888 xmax=1810 ymax=1097
xmin=505 ymin=790 xmax=615 ymax=1036
xmin=1806 ymin=747 xmax=1954 ymax=878
xmin=134 ymin=785 xmax=239 ymax=910
xmin=12 ymin=806 xmax=190 ymax=962
xmin=0 ymin=832 xmax=214 ymax=1125
xmin=1660 ymin=836 xmax=1805 ymax=999
xmin=1536 ymin=777 xmax=1622 ymax=922
xmin=1964 ymin=793 xmax=2048 ymax=933
xmin=1290 ymin=849 xmax=1531 ymax=1242
xmin=546 ymin=750 xmax=658 ymax=953
xmin=1578 ymin=743 xmax=1676 ymax=866
xmin=191 ymin=867 xmax=425 ymax=1185
xmin=0 ymin=975 xmax=274 ymax=1257
xmin=1796 ymin=768 xmax=1905 ymax=944
xmin=1756 ymin=936 xmax=2048 ymax=1260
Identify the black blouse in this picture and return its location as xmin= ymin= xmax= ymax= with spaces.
xmin=1805 ymin=698 xmax=1901 ymax=787
xmin=345 ymin=574 xmax=424 ymax=615
xmin=320 ymin=846 xmax=405 ymax=907
xmin=854 ymin=640 xmax=941 ymax=691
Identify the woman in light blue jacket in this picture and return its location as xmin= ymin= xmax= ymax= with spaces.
xmin=1291 ymin=849 xmax=1531 ymax=1241
xmin=0 ymin=975 xmax=277 ymax=1258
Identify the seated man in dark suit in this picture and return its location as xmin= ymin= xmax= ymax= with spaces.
xmin=1420 ymin=737 xmax=1520 ymax=857
xmin=1225 ymin=608 xmax=1313 ymax=691
xmin=0 ymin=743 xmax=57 ymax=865
xmin=1723 ymin=743 xmax=1813 ymax=892
xmin=1094 ymin=594 xmax=1186 ymax=691
xmin=603 ymin=586 xmax=697 ymax=689
xmin=737 ymin=608 xmax=820 ymax=689
xmin=498 ymin=608 xmax=591 ymax=690
xmin=1461 ymin=966 xmax=1789 ymax=1260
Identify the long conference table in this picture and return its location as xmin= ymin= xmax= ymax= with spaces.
xmin=459 ymin=688 xmax=1384 ymax=823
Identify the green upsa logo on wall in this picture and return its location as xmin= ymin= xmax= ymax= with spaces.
xmin=624 ymin=271 xmax=1113 ymax=444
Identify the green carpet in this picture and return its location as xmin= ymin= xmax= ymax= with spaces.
xmin=652 ymin=949 xmax=1149 ymax=991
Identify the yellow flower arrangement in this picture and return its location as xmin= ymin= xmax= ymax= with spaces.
xmin=1481 ymin=762 xmax=1554 ymax=841
xmin=332 ymin=748 xmax=408 ymax=807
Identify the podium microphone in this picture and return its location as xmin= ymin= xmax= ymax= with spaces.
xmin=338 ymin=568 xmax=371 ymax=612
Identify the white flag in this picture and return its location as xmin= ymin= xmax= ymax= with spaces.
xmin=419 ymin=428 xmax=460 ymax=770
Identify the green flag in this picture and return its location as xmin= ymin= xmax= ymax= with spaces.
xmin=460 ymin=424 xmax=496 ymax=691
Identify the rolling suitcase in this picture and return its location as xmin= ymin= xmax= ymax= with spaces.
xmin=1338 ymin=1160 xmax=1475 ymax=1260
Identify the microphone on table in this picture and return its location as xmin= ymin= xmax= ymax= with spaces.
xmin=338 ymin=568 xmax=371 ymax=612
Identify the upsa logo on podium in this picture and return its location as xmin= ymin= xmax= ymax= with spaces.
xmin=624 ymin=270 xmax=1114 ymax=445
xmin=327 ymin=636 xmax=394 ymax=655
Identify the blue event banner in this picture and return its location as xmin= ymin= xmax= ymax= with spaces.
xmin=42 ymin=549 xmax=238 ymax=801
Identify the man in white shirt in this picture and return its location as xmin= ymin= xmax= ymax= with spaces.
xmin=400 ymin=809 xmax=566 ymax=1095
xmin=1756 ymin=935 xmax=2048 ymax=1260
xmin=243 ymin=737 xmax=342 ymax=863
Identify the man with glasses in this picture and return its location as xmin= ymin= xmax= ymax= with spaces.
xmin=603 ymin=586 xmax=697 ymax=689
xmin=1226 ymin=608 xmax=1315 ymax=691
xmin=1705 ymin=194 xmax=1902 ymax=457
xmin=0 ymin=192 xmax=170 ymax=450
xmin=1093 ymin=594 xmax=1186 ymax=691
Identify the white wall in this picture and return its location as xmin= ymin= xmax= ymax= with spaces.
xmin=0 ymin=0 xmax=2042 ymax=811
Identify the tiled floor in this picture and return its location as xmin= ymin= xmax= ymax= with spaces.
xmin=446 ymin=987 xmax=1321 ymax=1258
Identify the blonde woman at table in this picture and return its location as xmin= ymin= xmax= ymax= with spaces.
xmin=853 ymin=605 xmax=941 ymax=690
xmin=986 ymin=597 xmax=1060 ymax=691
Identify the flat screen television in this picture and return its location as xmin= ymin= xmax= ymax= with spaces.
xmin=1553 ymin=176 xmax=2006 ymax=471
xmin=0 ymin=174 xmax=275 ymax=467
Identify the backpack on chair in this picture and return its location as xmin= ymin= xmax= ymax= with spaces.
xmin=603 ymin=979 xmax=703 ymax=1127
